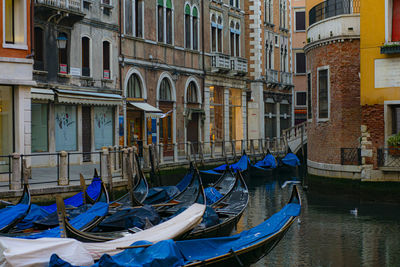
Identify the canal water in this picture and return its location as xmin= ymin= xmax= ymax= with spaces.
xmin=236 ymin=171 xmax=400 ymax=267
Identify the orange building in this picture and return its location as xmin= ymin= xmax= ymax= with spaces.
xmin=0 ymin=0 xmax=35 ymax=178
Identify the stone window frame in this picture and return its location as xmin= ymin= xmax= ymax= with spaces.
xmin=123 ymin=0 xmax=144 ymax=38
xmin=294 ymin=50 xmax=306 ymax=74
xmin=2 ymin=0 xmax=28 ymax=50
xmin=385 ymin=0 xmax=400 ymax=43
xmin=184 ymin=3 xmax=200 ymax=51
xmin=294 ymin=9 xmax=306 ymax=32
xmin=210 ymin=12 xmax=223 ymax=53
xmin=384 ymin=101 xmax=400 ymax=146
xmin=229 ymin=19 xmax=241 ymax=57
xmin=295 ymin=91 xmax=307 ymax=107
xmin=316 ymin=65 xmax=330 ymax=122
xmin=264 ymin=0 xmax=274 ymax=25
xmin=156 ymin=0 xmax=174 ymax=45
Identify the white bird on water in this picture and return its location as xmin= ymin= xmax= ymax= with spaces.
xmin=350 ymin=208 xmax=358 ymax=216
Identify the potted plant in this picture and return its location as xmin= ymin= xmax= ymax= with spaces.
xmin=387 ymin=133 xmax=400 ymax=156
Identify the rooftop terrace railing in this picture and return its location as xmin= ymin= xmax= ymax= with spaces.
xmin=309 ymin=0 xmax=360 ymax=26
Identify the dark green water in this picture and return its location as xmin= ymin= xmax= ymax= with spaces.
xmin=237 ymin=172 xmax=400 ymax=267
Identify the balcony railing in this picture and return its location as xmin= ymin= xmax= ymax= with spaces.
xmin=280 ymin=72 xmax=293 ymax=85
xmin=211 ymin=53 xmax=231 ymax=71
xmin=266 ymin=69 xmax=279 ymax=83
xmin=35 ymin=0 xmax=82 ymax=12
xmin=230 ymin=57 xmax=248 ymax=74
xmin=309 ymin=0 xmax=360 ymax=26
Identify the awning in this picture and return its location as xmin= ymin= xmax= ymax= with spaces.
xmin=31 ymin=88 xmax=54 ymax=101
xmin=56 ymin=89 xmax=122 ymax=106
xmin=128 ymin=102 xmax=164 ymax=118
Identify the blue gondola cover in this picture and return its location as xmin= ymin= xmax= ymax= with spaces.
xmin=254 ymin=154 xmax=277 ymax=169
xmin=281 ymin=153 xmax=301 ymax=167
xmin=22 ymin=202 xmax=108 ymax=239
xmin=0 ymin=204 xmax=30 ymax=230
xmin=50 ymin=202 xmax=300 ymax=267
xmin=200 ymin=154 xmax=250 ymax=175
xmin=204 ymin=187 xmax=223 ymax=205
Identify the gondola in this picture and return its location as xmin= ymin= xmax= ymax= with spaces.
xmin=0 ymin=203 xmax=206 ymax=267
xmin=186 ymin=170 xmax=249 ymax=239
xmin=0 ymin=184 xmax=31 ymax=233
xmin=31 ymin=180 xmax=110 ymax=231
xmin=278 ymin=148 xmax=301 ymax=173
xmin=109 ymin=153 xmax=149 ymax=208
xmin=58 ymin=170 xmax=205 ymax=242
xmin=250 ymin=150 xmax=277 ymax=177
xmin=143 ymin=162 xmax=195 ymax=205
xmin=200 ymin=152 xmax=250 ymax=185
xmin=4 ymin=181 xmax=109 ymax=239
xmin=13 ymin=170 xmax=103 ymax=231
xmin=49 ymin=185 xmax=301 ymax=267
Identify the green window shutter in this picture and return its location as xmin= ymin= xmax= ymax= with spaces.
xmin=192 ymin=7 xmax=198 ymax=17
xmin=166 ymin=0 xmax=172 ymax=9
xmin=158 ymin=0 xmax=163 ymax=6
xmin=185 ymin=4 xmax=191 ymax=15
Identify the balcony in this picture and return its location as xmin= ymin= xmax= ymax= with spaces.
xmin=34 ymin=0 xmax=84 ymax=26
xmin=280 ymin=72 xmax=293 ymax=88
xmin=265 ymin=69 xmax=279 ymax=86
xmin=309 ymin=0 xmax=360 ymax=26
xmin=211 ymin=53 xmax=231 ymax=72
xmin=230 ymin=57 xmax=248 ymax=75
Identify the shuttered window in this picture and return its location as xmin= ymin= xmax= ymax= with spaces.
xmin=295 ymin=11 xmax=305 ymax=31
xmin=296 ymin=52 xmax=306 ymax=74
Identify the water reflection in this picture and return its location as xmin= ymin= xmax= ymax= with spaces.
xmin=236 ymin=171 xmax=400 ymax=267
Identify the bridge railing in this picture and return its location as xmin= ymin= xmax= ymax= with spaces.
xmin=282 ymin=122 xmax=308 ymax=144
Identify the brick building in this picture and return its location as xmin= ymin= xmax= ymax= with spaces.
xmin=305 ymin=0 xmax=361 ymax=178
xmin=121 ymin=0 xmax=248 ymax=156
xmin=245 ymin=0 xmax=294 ymax=142
xmin=0 ymin=0 xmax=35 ymax=178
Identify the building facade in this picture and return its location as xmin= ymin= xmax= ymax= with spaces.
xmin=245 ymin=0 xmax=294 ymax=142
xmin=360 ymin=0 xmax=400 ymax=180
xmin=31 ymin=0 xmax=120 ymax=165
xmin=291 ymin=0 xmax=307 ymax=125
xmin=120 ymin=0 xmax=248 ymax=156
xmin=305 ymin=0 xmax=361 ymax=178
xmin=0 ymin=0 xmax=35 ymax=178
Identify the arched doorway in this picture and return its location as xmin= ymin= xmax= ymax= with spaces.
xmin=158 ymin=77 xmax=174 ymax=156
xmin=126 ymin=72 xmax=144 ymax=152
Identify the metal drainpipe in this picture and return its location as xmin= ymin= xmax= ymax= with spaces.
xmin=201 ymin=0 xmax=205 ymax=105
xmin=118 ymin=0 xmax=126 ymax=147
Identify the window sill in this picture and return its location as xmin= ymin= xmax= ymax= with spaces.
xmin=33 ymin=70 xmax=48 ymax=75
xmin=58 ymin=73 xmax=71 ymax=78
xmin=380 ymin=42 xmax=400 ymax=54
xmin=2 ymin=43 xmax=28 ymax=50
xmin=81 ymin=76 xmax=93 ymax=80
xmin=294 ymin=30 xmax=306 ymax=33
xmin=101 ymin=78 xmax=113 ymax=83
xmin=100 ymin=3 xmax=113 ymax=9
xmin=317 ymin=118 xmax=329 ymax=123
xmin=264 ymin=22 xmax=275 ymax=28
xmin=294 ymin=73 xmax=306 ymax=76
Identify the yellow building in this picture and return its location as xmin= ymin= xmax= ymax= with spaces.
xmin=360 ymin=0 xmax=400 ymax=173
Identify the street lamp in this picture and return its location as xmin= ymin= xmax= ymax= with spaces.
xmin=56 ymin=33 xmax=68 ymax=49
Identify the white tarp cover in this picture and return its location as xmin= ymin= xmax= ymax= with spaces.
xmin=0 ymin=237 xmax=94 ymax=267
xmin=0 ymin=203 xmax=205 ymax=266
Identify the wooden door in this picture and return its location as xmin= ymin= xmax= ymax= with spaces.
xmin=82 ymin=106 xmax=91 ymax=162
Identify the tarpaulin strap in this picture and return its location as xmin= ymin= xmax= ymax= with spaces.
xmin=229 ymin=248 xmax=244 ymax=266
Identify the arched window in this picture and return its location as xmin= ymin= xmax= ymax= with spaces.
xmin=34 ymin=27 xmax=44 ymax=70
xmin=157 ymin=0 xmax=173 ymax=44
xmin=192 ymin=7 xmax=198 ymax=50
xmin=217 ymin=16 xmax=223 ymax=52
xmin=230 ymin=21 xmax=235 ymax=56
xmin=235 ymin=22 xmax=240 ymax=56
xmin=187 ymin=81 xmax=198 ymax=103
xmin=230 ymin=21 xmax=240 ymax=57
xmin=211 ymin=14 xmax=217 ymax=52
xmin=127 ymin=73 xmax=142 ymax=98
xmin=103 ymin=41 xmax=110 ymax=79
xmin=159 ymin=78 xmax=172 ymax=101
xmin=82 ymin=36 xmax=90 ymax=76
xmin=124 ymin=0 xmax=143 ymax=37
xmin=185 ymin=4 xmax=191 ymax=48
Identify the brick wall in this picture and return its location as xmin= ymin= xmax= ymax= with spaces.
xmin=306 ymin=40 xmax=361 ymax=164
xmin=361 ymin=104 xmax=385 ymax=167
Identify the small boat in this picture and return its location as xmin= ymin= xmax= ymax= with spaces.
xmin=59 ymin=171 xmax=205 ymax=242
xmin=49 ymin=185 xmax=301 ymax=267
xmin=0 ymin=203 xmax=206 ymax=267
xmin=0 ymin=184 xmax=31 ymax=233
xmin=250 ymin=150 xmax=277 ymax=177
xmin=200 ymin=153 xmax=250 ymax=185
xmin=187 ymin=170 xmax=249 ymax=239
xmin=143 ymin=162 xmax=195 ymax=205
xmin=13 ymin=170 xmax=103 ymax=231
xmin=109 ymin=153 xmax=149 ymax=208
xmin=278 ymin=148 xmax=301 ymax=173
